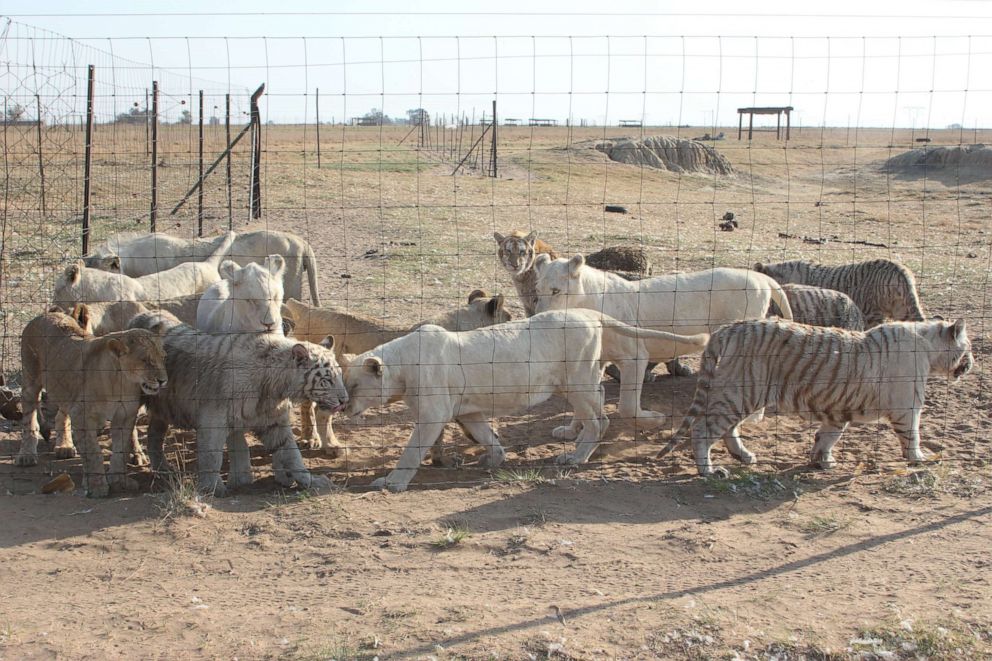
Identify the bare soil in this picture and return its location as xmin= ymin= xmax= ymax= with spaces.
xmin=1 ymin=125 xmax=990 ymax=659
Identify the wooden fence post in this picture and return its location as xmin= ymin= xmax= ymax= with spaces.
xmin=81 ymin=65 xmax=95 ymax=255
xmin=491 ymin=99 xmax=497 ymax=178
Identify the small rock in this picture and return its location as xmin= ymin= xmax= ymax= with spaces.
xmin=966 ymin=252 xmax=978 ymax=258
xmin=604 ymin=204 xmax=628 ymax=214
xmin=722 ymin=211 xmax=735 ymax=221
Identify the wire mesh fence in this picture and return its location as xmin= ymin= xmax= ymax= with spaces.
xmin=1 ymin=18 xmax=990 ymax=495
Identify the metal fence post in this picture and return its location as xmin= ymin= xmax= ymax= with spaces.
xmin=225 ymin=93 xmax=232 ymax=230
xmin=197 ymin=89 xmax=204 ymax=237
xmin=150 ymin=80 xmax=158 ymax=232
xmin=315 ymin=87 xmax=321 ymax=169
xmin=81 ymin=65 xmax=95 ymax=255
xmin=35 ymin=94 xmax=46 ymax=218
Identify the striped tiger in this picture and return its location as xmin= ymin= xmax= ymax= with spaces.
xmin=753 ymin=259 xmax=926 ymax=326
xmin=655 ymin=318 xmax=973 ymax=475
xmin=769 ymin=283 xmax=866 ymax=330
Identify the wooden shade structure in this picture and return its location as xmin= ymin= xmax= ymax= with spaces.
xmin=737 ymin=106 xmax=793 ymax=140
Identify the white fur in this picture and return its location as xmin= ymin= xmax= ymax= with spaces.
xmin=55 ymin=233 xmax=234 ymax=305
xmin=343 ymin=309 xmax=708 ymax=492
xmin=535 ymin=256 xmax=792 ymax=427
xmin=87 ymin=229 xmax=320 ymax=304
xmin=196 ymin=255 xmax=286 ymax=334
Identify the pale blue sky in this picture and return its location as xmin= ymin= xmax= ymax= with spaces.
xmin=4 ymin=0 xmax=992 ymax=128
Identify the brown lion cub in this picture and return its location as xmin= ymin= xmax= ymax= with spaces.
xmin=16 ymin=306 xmax=168 ymax=497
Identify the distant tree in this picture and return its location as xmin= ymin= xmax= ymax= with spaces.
xmin=406 ymin=108 xmax=428 ymax=125
xmin=178 ymin=109 xmax=192 ymax=125
xmin=361 ymin=108 xmax=393 ymax=125
xmin=115 ymin=106 xmax=151 ymax=125
xmin=209 ymin=116 xmax=220 ymax=126
xmin=5 ymin=103 xmax=27 ymax=122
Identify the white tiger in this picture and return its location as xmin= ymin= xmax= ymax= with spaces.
xmin=128 ymin=311 xmax=347 ymax=496
xmin=771 ymin=283 xmax=866 ymax=330
xmin=655 ymin=318 xmax=974 ymax=475
xmin=754 ymin=258 xmax=925 ymax=327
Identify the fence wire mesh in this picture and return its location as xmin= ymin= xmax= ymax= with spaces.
xmin=0 ymin=18 xmax=990 ymax=495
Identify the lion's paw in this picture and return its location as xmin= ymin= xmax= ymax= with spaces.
xmin=15 ymin=452 xmax=38 ymax=467
xmin=53 ymin=446 xmax=78 ymax=460
xmin=551 ymin=425 xmax=579 ymax=441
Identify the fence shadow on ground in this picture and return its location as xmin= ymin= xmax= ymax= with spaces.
xmin=394 ymin=503 xmax=992 ymax=657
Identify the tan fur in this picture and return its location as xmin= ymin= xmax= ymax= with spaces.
xmin=16 ymin=309 xmax=168 ymax=497
xmin=283 ymin=291 xmax=511 ymax=457
xmin=76 ymin=300 xmax=151 ymax=335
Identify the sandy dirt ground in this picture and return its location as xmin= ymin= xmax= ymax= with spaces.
xmin=0 ymin=125 xmax=990 ymax=658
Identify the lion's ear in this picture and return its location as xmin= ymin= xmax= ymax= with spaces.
xmin=219 ymin=260 xmax=240 ymax=281
xmin=753 ymin=262 xmax=764 ymax=272
xmin=71 ymin=303 xmax=91 ymax=331
xmin=951 ymin=318 xmax=967 ymax=339
xmin=568 ymin=254 xmax=585 ymax=278
xmin=534 ymin=253 xmax=552 ymax=271
xmin=320 ymin=335 xmax=335 ymax=351
xmin=487 ymin=294 xmax=505 ymax=317
xmin=265 ymin=254 xmax=286 ymax=278
xmin=106 ymin=256 xmax=121 ymax=272
xmin=65 ymin=261 xmax=83 ymax=285
xmin=363 ymin=356 xmax=384 ymax=377
xmin=105 ymin=337 xmax=128 ymax=357
xmin=467 ymin=289 xmax=487 ymax=304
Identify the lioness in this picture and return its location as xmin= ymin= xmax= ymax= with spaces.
xmin=343 ymin=309 xmax=708 ymax=492
xmin=16 ymin=308 xmax=167 ymax=497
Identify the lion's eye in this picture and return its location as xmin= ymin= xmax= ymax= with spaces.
xmin=551 ymin=288 xmax=561 ymax=296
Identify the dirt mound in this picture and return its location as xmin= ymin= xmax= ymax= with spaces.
xmin=594 ymin=135 xmax=735 ymax=175
xmin=883 ymin=144 xmax=992 ymax=181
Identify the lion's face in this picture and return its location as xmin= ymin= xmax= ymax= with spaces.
xmin=219 ymin=256 xmax=286 ymax=335
xmin=534 ymin=254 xmax=586 ymax=314
xmin=341 ymin=355 xmax=402 ymax=418
xmin=109 ymin=330 xmax=169 ymax=395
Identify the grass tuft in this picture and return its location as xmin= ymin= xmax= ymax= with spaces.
xmin=493 ymin=467 xmax=546 ymax=484
xmin=156 ymin=472 xmax=209 ymax=523
xmin=431 ymin=520 xmax=472 ymax=549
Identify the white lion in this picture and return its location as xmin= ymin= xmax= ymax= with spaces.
xmin=196 ymin=255 xmax=286 ymax=335
xmin=534 ymin=255 xmax=793 ymax=430
xmin=343 ymin=309 xmax=709 ymax=492
xmin=55 ymin=232 xmax=234 ymax=305
xmin=85 ymin=229 xmax=320 ymax=304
